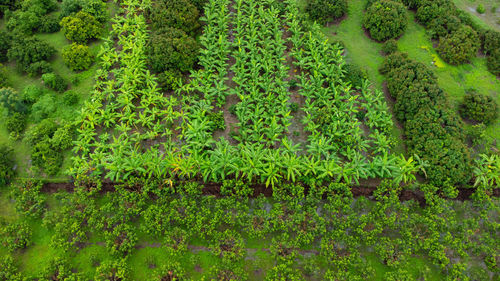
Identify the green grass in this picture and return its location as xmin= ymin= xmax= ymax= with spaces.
xmin=453 ymin=0 xmax=500 ymax=31
xmin=398 ymin=12 xmax=500 ymax=145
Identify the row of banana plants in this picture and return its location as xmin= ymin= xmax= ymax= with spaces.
xmin=230 ymin=0 xmax=291 ymax=147
xmin=71 ymin=0 xmax=181 ymax=181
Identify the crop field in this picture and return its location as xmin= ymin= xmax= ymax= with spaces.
xmin=0 ymin=0 xmax=499 ymax=280
xmin=73 ymin=0 xmax=400 ymax=186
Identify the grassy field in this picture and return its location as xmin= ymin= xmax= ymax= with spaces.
xmin=398 ymin=12 xmax=500 ymax=145
xmin=307 ymin=0 xmax=500 ymax=148
xmin=453 ymin=0 xmax=500 ymax=31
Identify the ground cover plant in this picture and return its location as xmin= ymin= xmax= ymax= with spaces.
xmin=0 ymin=0 xmax=499 ymax=279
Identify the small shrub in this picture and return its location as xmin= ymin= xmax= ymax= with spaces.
xmin=437 ymin=25 xmax=480 ymax=65
xmin=487 ymin=50 xmax=500 ymax=76
xmin=306 ymin=0 xmax=348 ymax=25
xmin=157 ymin=70 xmax=183 ymax=91
xmin=40 ymin=257 xmax=80 ymax=280
xmin=5 ymin=112 xmax=26 ymax=139
xmin=94 ymin=259 xmax=129 ymax=281
xmin=62 ymin=43 xmax=94 ymax=71
xmin=22 ymin=85 xmax=45 ymax=104
xmin=11 ymin=180 xmax=46 ymax=218
xmin=343 ymin=63 xmax=366 ymax=88
xmin=62 ymin=90 xmax=79 ymax=105
xmin=0 ymin=221 xmax=32 ymax=251
xmin=483 ymin=30 xmax=500 ymax=55
xmin=476 ymin=4 xmax=485 ymax=14
xmin=51 ymin=124 xmax=74 ymax=150
xmin=382 ymin=39 xmax=398 ymax=55
xmin=459 ymin=90 xmax=498 ymax=124
xmin=42 ymin=73 xmax=67 ymax=92
xmin=208 ymin=112 xmax=226 ymax=131
xmin=31 ymin=140 xmax=63 ymax=175
xmin=26 ymin=61 xmax=53 ymax=77
xmin=363 ymin=0 xmax=408 ymax=42
xmin=39 ymin=14 xmax=61 ymax=33
xmin=0 ymin=31 xmax=12 ymax=62
xmin=0 ymin=255 xmax=22 ymax=280
xmin=0 ymin=64 xmax=9 ymax=88
xmin=0 ymin=88 xmax=27 ymax=115
xmin=60 ymin=11 xmax=101 ymax=43
xmin=0 ymin=145 xmax=15 ymax=186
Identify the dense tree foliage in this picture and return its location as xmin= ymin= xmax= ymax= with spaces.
xmin=60 ymin=0 xmax=107 ymax=23
xmin=60 ymin=11 xmax=101 ymax=43
xmin=382 ymin=52 xmax=472 ymax=186
xmin=5 ymin=0 xmax=58 ymax=34
xmin=459 ymin=90 xmax=498 ymax=124
xmin=41 ymin=73 xmax=67 ymax=92
xmin=363 ymin=0 xmax=407 ymax=42
xmin=148 ymin=0 xmax=200 ymax=34
xmin=147 ymin=27 xmax=199 ymax=73
xmin=7 ymin=36 xmax=55 ymax=74
xmin=0 ymin=144 xmax=15 ymax=186
xmin=62 ymin=43 xmax=94 ymax=71
xmin=437 ymin=25 xmax=480 ymax=65
xmin=0 ymin=31 xmax=12 ymax=63
xmin=306 ymin=0 xmax=348 ymax=25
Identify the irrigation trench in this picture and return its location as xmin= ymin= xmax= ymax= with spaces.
xmin=41 ymin=180 xmax=500 ymax=206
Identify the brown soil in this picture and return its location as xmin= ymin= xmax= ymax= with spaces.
xmin=41 ymin=181 xmax=499 ymax=202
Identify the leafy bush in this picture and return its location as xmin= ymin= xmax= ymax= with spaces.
xmin=486 ymin=49 xmax=500 ymax=76
xmin=149 ymin=0 xmax=200 ymax=34
xmin=0 ymin=64 xmax=8 ymax=88
xmin=405 ymin=107 xmax=471 ymax=186
xmin=60 ymin=0 xmax=107 ymax=22
xmin=51 ymin=124 xmax=74 ymax=150
xmin=5 ymin=112 xmax=26 ymax=139
xmin=415 ymin=0 xmax=456 ymax=26
xmin=7 ymin=36 xmax=55 ymax=73
xmin=5 ymin=0 xmax=58 ymax=34
xmin=483 ymin=30 xmax=500 ymax=55
xmin=62 ymin=43 xmax=94 ymax=71
xmin=11 ymin=180 xmax=46 ymax=218
xmin=427 ymin=14 xmax=461 ymax=39
xmin=363 ymin=0 xmax=408 ymax=42
xmin=40 ymin=257 xmax=80 ymax=280
xmin=25 ymin=118 xmax=58 ymax=146
xmin=476 ymin=4 xmax=485 ymax=14
xmin=62 ymin=90 xmax=79 ymax=105
xmin=0 ymin=88 xmax=27 ymax=115
xmin=94 ymin=259 xmax=129 ymax=281
xmin=0 ymin=255 xmax=22 ymax=281
xmin=208 ymin=112 xmax=226 ymax=131
xmin=343 ymin=63 xmax=366 ymax=88
xmin=26 ymin=61 xmax=53 ymax=77
xmin=306 ymin=0 xmax=348 ymax=25
xmin=41 ymin=73 xmax=67 ymax=92
xmin=459 ymin=91 xmax=498 ymax=124
xmin=21 ymin=85 xmax=45 ymax=104
xmin=60 ymin=11 xmax=101 ymax=43
xmin=31 ymin=140 xmax=63 ymax=175
xmin=39 ymin=14 xmax=61 ymax=33
xmin=382 ymin=39 xmax=398 ymax=55
xmin=147 ymin=27 xmax=199 ymax=73
xmin=0 ymin=221 xmax=31 ymax=251
xmin=157 ymin=70 xmax=183 ymax=91
xmin=0 ymin=30 xmax=12 ymax=62
xmin=0 ymin=145 xmax=15 ymax=186
xmin=437 ymin=25 xmax=479 ymax=65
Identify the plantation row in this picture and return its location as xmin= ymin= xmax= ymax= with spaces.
xmin=1 ymin=178 xmax=498 ymax=279
xmin=73 ymin=0 xmax=425 ymax=188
